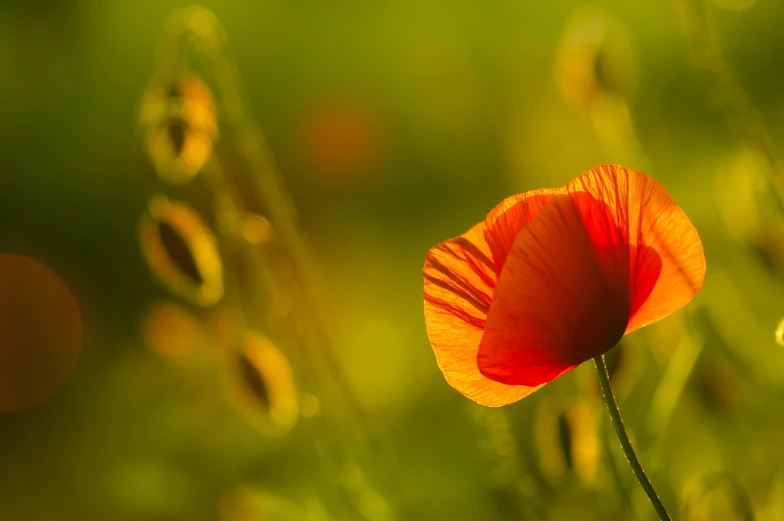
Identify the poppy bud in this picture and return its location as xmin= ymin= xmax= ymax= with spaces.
xmin=555 ymin=8 xmax=638 ymax=109
xmin=535 ymin=397 xmax=599 ymax=485
xmin=139 ymin=195 xmax=224 ymax=306
xmin=139 ymin=74 xmax=218 ymax=185
xmin=682 ymin=472 xmax=755 ymax=521
xmin=222 ymin=331 xmax=299 ymax=436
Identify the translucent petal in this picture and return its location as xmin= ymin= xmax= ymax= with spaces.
xmin=484 ymin=188 xmax=563 ymax=266
xmin=567 ymin=165 xmax=705 ymax=333
xmin=424 ymin=224 xmax=542 ymax=406
xmin=477 ymin=194 xmax=631 ymax=386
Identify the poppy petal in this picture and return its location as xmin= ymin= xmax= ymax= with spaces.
xmin=483 ymin=188 xmax=564 ymax=267
xmin=424 ymin=223 xmax=496 ymax=328
xmin=477 ymin=194 xmax=630 ymax=387
xmin=567 ymin=165 xmax=705 ymax=333
xmin=424 ymin=223 xmax=541 ymax=406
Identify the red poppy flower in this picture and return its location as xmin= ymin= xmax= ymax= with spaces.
xmin=423 ymin=165 xmax=705 ymax=407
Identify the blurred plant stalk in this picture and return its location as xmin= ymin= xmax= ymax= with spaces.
xmin=136 ymin=6 xmax=406 ymax=520
xmin=471 ymin=405 xmax=545 ymax=521
xmin=679 ymin=0 xmax=784 ymax=213
xmin=680 ymin=0 xmax=784 ymax=373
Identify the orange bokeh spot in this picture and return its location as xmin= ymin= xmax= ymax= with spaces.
xmin=0 ymin=254 xmax=83 ymax=412
xmin=298 ymin=98 xmax=384 ymax=180
xmin=142 ymin=302 xmax=204 ymax=362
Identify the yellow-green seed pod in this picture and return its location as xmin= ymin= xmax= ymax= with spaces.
xmin=222 ymin=331 xmax=299 ymax=437
xmin=776 ymin=318 xmax=784 ymax=346
xmin=555 ymin=8 xmax=638 ymax=109
xmin=140 ymin=74 xmax=218 ymax=185
xmin=692 ymin=351 xmax=745 ymax=415
xmin=714 ymin=149 xmax=768 ymax=244
xmin=682 ymin=472 xmax=755 ymax=521
xmin=139 ymin=195 xmax=224 ymax=306
xmin=534 ymin=396 xmax=600 ymax=485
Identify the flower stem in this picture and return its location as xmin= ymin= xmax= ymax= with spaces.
xmin=593 ymin=355 xmax=672 ymax=521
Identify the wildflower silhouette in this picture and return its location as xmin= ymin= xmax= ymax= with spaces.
xmin=423 ymin=164 xmax=705 ymax=520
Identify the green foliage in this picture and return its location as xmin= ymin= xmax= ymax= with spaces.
xmin=2 ymin=1 xmax=784 ymax=519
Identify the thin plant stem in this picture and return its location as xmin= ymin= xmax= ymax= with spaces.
xmin=599 ymin=419 xmax=633 ymax=508
xmin=593 ymin=355 xmax=672 ymax=521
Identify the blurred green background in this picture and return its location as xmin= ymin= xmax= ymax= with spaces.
xmin=3 ymin=0 xmax=784 ymax=519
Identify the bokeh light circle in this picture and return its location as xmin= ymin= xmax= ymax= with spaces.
xmin=0 ymin=254 xmax=83 ymax=412
xmin=297 ymin=97 xmax=384 ymax=181
xmin=142 ymin=301 xmax=206 ymax=363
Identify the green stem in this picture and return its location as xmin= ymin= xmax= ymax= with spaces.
xmin=593 ymin=355 xmax=672 ymax=521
